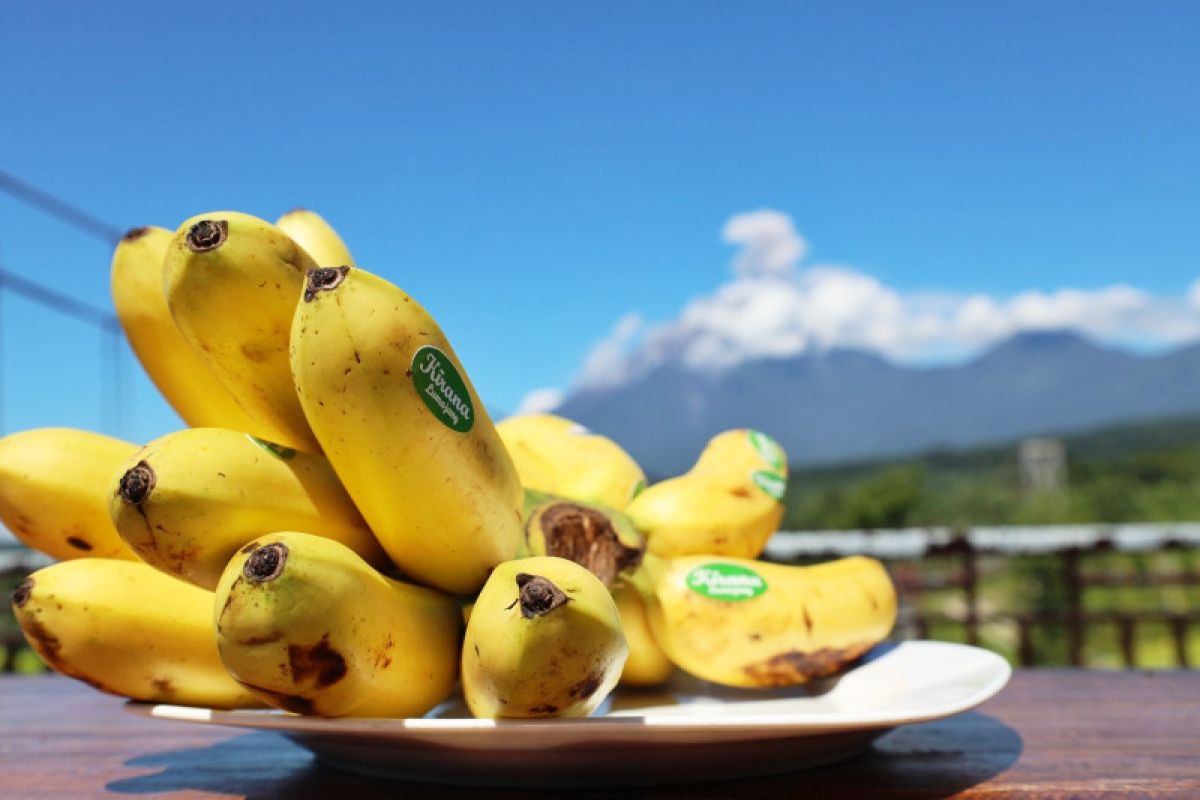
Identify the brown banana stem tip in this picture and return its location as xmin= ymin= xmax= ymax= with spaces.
xmin=303 ymin=266 xmax=350 ymax=302
xmin=117 ymin=461 xmax=156 ymax=505
xmin=515 ymin=573 xmax=569 ymax=619
xmin=185 ymin=219 xmax=229 ymax=252
xmin=11 ymin=578 xmax=33 ymax=608
xmin=537 ymin=502 xmax=642 ymax=587
xmin=122 ymin=227 xmax=151 ymax=242
xmin=244 ymin=542 xmax=288 ymax=583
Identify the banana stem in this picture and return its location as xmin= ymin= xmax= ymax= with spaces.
xmin=515 ymin=573 xmax=568 ymax=619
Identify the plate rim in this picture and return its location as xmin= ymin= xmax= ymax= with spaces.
xmin=126 ymin=640 xmax=1012 ymax=736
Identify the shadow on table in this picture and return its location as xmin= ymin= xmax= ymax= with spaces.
xmin=105 ymin=712 xmax=1021 ymax=799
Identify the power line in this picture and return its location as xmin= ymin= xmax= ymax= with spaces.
xmin=0 ymin=265 xmax=118 ymax=331
xmin=0 ymin=169 xmax=124 ymax=245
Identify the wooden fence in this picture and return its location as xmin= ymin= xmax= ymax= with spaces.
xmin=4 ymin=523 xmax=1199 ymax=672
xmin=766 ymin=523 xmax=1200 ymax=667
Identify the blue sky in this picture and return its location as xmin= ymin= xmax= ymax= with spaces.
xmin=2 ymin=2 xmax=1198 ymax=443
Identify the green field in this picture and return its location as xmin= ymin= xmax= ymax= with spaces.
xmin=784 ymin=414 xmax=1200 ymax=530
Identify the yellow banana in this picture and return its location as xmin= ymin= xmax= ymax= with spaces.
xmin=110 ymin=226 xmax=257 ymax=430
xmin=626 ymin=429 xmax=788 ymax=558
xmin=462 ymin=556 xmax=627 ymax=718
xmin=11 ymin=559 xmax=260 ymax=708
xmin=498 ymin=414 xmax=646 ymax=509
xmin=214 ymin=532 xmax=460 ymax=718
xmin=523 ymin=491 xmax=643 ymax=587
xmin=276 ymin=209 xmax=355 ymax=267
xmin=636 ymin=554 xmax=896 ymax=688
xmin=108 ymin=428 xmax=389 ymax=590
xmin=612 ymin=579 xmax=673 ymax=687
xmin=0 ymin=428 xmax=140 ymax=561
xmin=163 ymin=211 xmax=320 ymax=452
xmin=290 ymin=266 xmax=522 ymax=594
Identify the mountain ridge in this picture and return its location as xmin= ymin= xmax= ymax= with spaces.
xmin=552 ymin=330 xmax=1200 ymax=475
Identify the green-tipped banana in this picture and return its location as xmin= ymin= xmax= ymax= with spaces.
xmin=214 ymin=531 xmax=461 ymax=718
xmin=163 ymin=211 xmax=319 ymax=452
xmin=276 ymin=209 xmax=355 ymax=267
xmin=498 ymin=414 xmax=646 ymax=509
xmin=523 ymin=491 xmax=643 ymax=587
xmin=290 ymin=266 xmax=523 ymax=594
xmin=627 ymin=429 xmax=788 ymax=559
xmin=12 ymin=559 xmax=260 ymax=708
xmin=0 ymin=428 xmax=140 ymax=561
xmin=462 ymin=556 xmax=627 ymax=718
xmin=109 ymin=428 xmax=388 ymax=590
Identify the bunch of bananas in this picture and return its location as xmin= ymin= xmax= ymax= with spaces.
xmin=2 ymin=210 xmax=897 ymax=719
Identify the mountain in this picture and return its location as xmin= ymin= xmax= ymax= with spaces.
xmin=553 ymin=331 xmax=1200 ymax=475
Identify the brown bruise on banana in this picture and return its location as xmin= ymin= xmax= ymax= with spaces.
xmin=288 ymin=635 xmax=348 ymax=689
xmin=303 ymin=266 xmax=349 ymax=302
xmin=185 ymin=219 xmax=228 ymax=252
xmin=234 ymin=678 xmax=317 ymax=716
xmin=66 ymin=537 xmax=93 ymax=552
xmin=740 ymin=642 xmax=873 ymax=686
xmin=515 ymin=573 xmax=568 ymax=619
xmin=531 ymin=503 xmax=642 ymax=587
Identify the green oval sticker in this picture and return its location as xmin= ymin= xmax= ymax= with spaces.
xmin=752 ymin=469 xmax=786 ymax=501
xmin=247 ymin=434 xmax=296 ymax=460
xmin=686 ymin=563 xmax=768 ymax=601
xmin=412 ymin=345 xmax=475 ymax=433
xmin=747 ymin=430 xmax=785 ymax=471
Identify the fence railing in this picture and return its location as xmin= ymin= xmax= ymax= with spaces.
xmin=3 ymin=523 xmax=1199 ymax=672
xmin=767 ymin=523 xmax=1200 ymax=668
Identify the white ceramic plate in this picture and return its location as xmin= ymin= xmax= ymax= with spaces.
xmin=127 ymin=640 xmax=1010 ymax=787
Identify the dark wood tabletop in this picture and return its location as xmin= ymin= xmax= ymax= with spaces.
xmin=1 ymin=670 xmax=1197 ymax=798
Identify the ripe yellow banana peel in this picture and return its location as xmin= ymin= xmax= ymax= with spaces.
xmin=276 ymin=208 xmax=355 ymax=268
xmin=462 ymin=556 xmax=627 ymax=718
xmin=12 ymin=558 xmax=261 ymax=708
xmin=110 ymin=225 xmax=257 ymax=430
xmin=290 ymin=266 xmax=523 ymax=594
xmin=108 ymin=427 xmax=388 ymax=590
xmin=635 ymin=553 xmax=896 ymax=688
xmin=627 ymin=429 xmax=788 ymax=559
xmin=497 ymin=414 xmax=646 ymax=509
xmin=214 ymin=531 xmax=460 ymax=717
xmin=163 ymin=211 xmax=320 ymax=452
xmin=0 ymin=428 xmax=140 ymax=561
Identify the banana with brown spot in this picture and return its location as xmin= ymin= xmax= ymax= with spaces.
xmin=626 ymin=429 xmax=789 ymax=559
xmin=462 ymin=556 xmax=627 ymax=718
xmin=109 ymin=427 xmax=389 ymax=590
xmin=163 ymin=211 xmax=320 ymax=452
xmin=214 ymin=531 xmax=460 ymax=717
xmin=11 ymin=558 xmax=261 ymax=708
xmin=290 ymin=266 xmax=522 ymax=594
xmin=635 ymin=553 xmax=896 ymax=688
xmin=0 ymin=428 xmax=140 ymax=561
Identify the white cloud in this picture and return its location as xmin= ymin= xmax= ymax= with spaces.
xmin=515 ymin=388 xmax=565 ymax=416
xmin=547 ymin=209 xmax=1200 ymax=402
xmin=721 ymin=209 xmax=806 ymax=278
xmin=577 ymin=312 xmax=646 ymax=389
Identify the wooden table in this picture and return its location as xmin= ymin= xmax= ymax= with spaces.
xmin=1 ymin=671 xmax=1197 ymax=798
